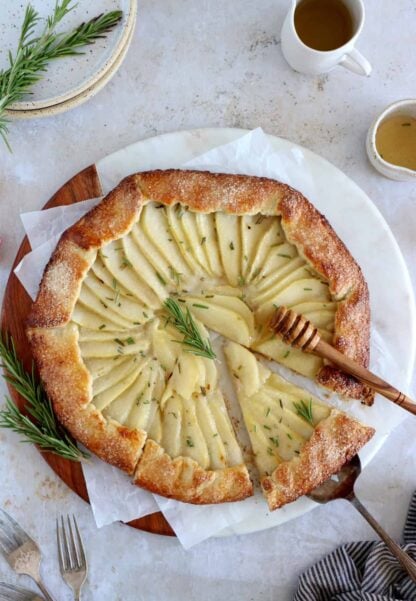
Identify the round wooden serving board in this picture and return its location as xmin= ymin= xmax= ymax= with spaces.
xmin=0 ymin=165 xmax=175 ymax=537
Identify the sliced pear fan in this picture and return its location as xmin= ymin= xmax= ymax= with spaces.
xmin=71 ymin=202 xmax=339 ymax=483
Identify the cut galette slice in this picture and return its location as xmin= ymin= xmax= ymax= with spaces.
xmin=224 ymin=341 xmax=374 ymax=510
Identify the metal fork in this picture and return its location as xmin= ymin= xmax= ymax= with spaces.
xmin=0 ymin=510 xmax=55 ymax=601
xmin=0 ymin=583 xmax=44 ymax=601
xmin=56 ymin=516 xmax=87 ymax=601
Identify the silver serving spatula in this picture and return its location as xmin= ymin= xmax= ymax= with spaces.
xmin=308 ymin=454 xmax=416 ymax=582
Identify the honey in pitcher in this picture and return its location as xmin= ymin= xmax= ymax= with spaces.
xmin=294 ymin=0 xmax=354 ymax=51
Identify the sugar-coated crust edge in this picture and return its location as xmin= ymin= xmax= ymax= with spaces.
xmin=26 ymin=323 xmax=146 ymax=474
xmin=278 ymin=190 xmax=371 ymax=402
xmin=261 ymin=411 xmax=375 ymax=510
xmin=134 ymin=440 xmax=253 ymax=504
xmin=27 ymin=177 xmax=143 ymax=329
xmin=27 ymin=239 xmax=96 ymax=329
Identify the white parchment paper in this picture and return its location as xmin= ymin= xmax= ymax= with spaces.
xmin=81 ymin=451 xmax=159 ymax=528
xmin=14 ymin=128 xmax=410 ymax=547
xmin=15 ymin=197 xmax=102 ymax=300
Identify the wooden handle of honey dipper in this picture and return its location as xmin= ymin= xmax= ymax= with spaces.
xmin=270 ymin=306 xmax=416 ymax=415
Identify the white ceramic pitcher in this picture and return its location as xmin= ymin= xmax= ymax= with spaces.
xmin=281 ymin=0 xmax=372 ymax=76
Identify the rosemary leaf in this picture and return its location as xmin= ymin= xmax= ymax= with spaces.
xmin=293 ymin=399 xmax=314 ymax=426
xmin=0 ymin=1 xmax=123 ymax=150
xmin=163 ymin=297 xmax=216 ymax=360
xmin=0 ymin=334 xmax=89 ymax=461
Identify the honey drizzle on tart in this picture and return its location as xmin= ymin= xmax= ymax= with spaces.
xmin=27 ymin=170 xmax=374 ymax=506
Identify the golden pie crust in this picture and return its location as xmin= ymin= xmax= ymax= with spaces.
xmin=134 ymin=440 xmax=253 ymax=503
xmin=262 ymin=412 xmax=374 ymax=510
xmin=27 ymin=170 xmax=373 ymax=506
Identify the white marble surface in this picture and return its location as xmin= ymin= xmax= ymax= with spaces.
xmin=0 ymin=1 xmax=415 ymax=599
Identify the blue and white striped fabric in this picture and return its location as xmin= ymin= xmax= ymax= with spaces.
xmin=294 ymin=493 xmax=416 ymax=600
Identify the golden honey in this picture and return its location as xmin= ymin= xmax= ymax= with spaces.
xmin=376 ymin=115 xmax=416 ymax=171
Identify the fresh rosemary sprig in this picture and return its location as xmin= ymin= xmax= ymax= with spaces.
xmin=164 ymin=297 xmax=216 ymax=360
xmin=0 ymin=1 xmax=123 ymax=150
xmin=293 ymin=399 xmax=314 ymax=426
xmin=0 ymin=334 xmax=89 ymax=461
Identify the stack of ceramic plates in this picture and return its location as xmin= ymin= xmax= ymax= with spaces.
xmin=2 ymin=0 xmax=137 ymax=119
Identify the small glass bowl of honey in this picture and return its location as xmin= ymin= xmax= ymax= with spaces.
xmin=366 ymin=99 xmax=416 ymax=181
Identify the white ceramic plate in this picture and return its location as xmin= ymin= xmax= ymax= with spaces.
xmin=95 ymin=128 xmax=416 ymax=536
xmin=0 ymin=0 xmax=136 ymax=111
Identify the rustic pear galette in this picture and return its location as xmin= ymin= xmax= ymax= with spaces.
xmin=27 ymin=170 xmax=374 ymax=508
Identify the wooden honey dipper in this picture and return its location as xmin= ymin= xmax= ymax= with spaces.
xmin=269 ymin=306 xmax=416 ymax=415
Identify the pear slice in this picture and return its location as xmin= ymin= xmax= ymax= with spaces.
xmin=72 ymin=302 xmax=128 ymax=331
xmin=224 ymin=338 xmax=268 ymax=396
xmin=84 ymin=356 xmax=131 ymax=380
xmin=93 ymin=362 xmax=145 ymax=411
xmin=303 ymin=310 xmax=335 ymax=331
xmin=165 ymin=205 xmax=204 ymax=275
xmin=252 ymin=253 xmax=304 ymax=294
xmin=83 ymin=271 xmax=146 ymax=323
xmin=92 ymin=255 xmax=142 ymax=302
xmin=178 ymin=393 xmax=210 ymax=467
xmin=241 ymin=215 xmax=283 ymax=278
xmin=255 ymin=278 xmax=331 ymax=323
xmin=79 ymin=336 xmax=148 ymax=359
xmin=244 ymin=216 xmax=285 ymax=281
xmin=148 ymin=409 xmax=163 ymax=443
xmin=151 ymin=325 xmax=179 ymax=373
xmin=78 ymin=326 xmax=146 ymax=343
xmin=93 ymin=357 xmax=138 ymax=395
xmin=110 ymin=364 xmax=153 ymax=427
xmin=182 ymin=296 xmax=253 ymax=346
xmin=122 ymin=234 xmax=168 ymax=300
xmin=193 ymin=390 xmax=244 ymax=469
xmin=195 ymin=212 xmax=223 ymax=277
xmin=208 ymin=392 xmax=244 ymax=465
xmin=130 ymin=223 xmax=180 ymax=290
xmin=160 ymin=394 xmax=183 ymax=458
xmin=291 ymin=302 xmax=337 ymax=332
xmin=187 ymin=293 xmax=254 ymax=332
xmin=180 ymin=210 xmax=213 ymax=275
xmin=257 ymin=242 xmax=298 ymax=280
xmin=101 ymin=240 xmax=160 ymax=309
xmin=140 ymin=204 xmax=192 ymax=278
xmin=201 ymin=285 xmax=242 ymax=298
xmin=161 ymin=353 xmax=202 ymax=405
xmin=122 ymin=361 xmax=164 ymax=430
xmin=193 ymin=394 xmax=228 ymax=469
xmin=252 ymin=266 xmax=315 ymax=306
xmin=200 ymin=353 xmax=218 ymax=394
xmin=78 ymin=287 xmax=132 ymax=329
xmin=215 ymin=213 xmax=242 ymax=286
xmin=252 ymin=334 xmax=323 ymax=378
xmin=291 ymin=300 xmax=336 ymax=314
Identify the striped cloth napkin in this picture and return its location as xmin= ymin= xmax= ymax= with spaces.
xmin=294 ymin=493 xmax=416 ymax=600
